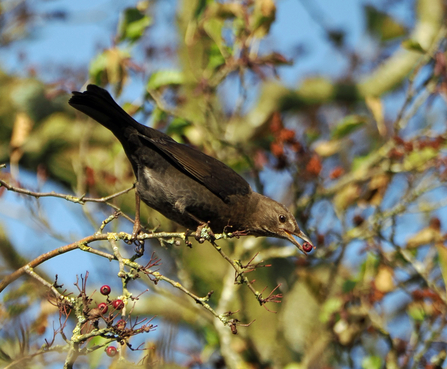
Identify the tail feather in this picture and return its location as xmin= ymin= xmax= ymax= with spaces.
xmin=69 ymin=85 xmax=140 ymax=135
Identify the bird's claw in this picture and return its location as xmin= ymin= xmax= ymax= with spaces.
xmin=195 ymin=222 xmax=215 ymax=244
xmin=124 ymin=222 xmax=145 ymax=256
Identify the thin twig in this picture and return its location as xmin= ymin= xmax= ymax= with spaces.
xmin=0 ymin=177 xmax=135 ymax=205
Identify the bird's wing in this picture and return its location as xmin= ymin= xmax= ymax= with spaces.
xmin=138 ymin=134 xmax=251 ymax=202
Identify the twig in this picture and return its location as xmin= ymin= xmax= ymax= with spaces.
xmin=0 ymin=177 xmax=135 ymax=205
xmin=3 ymin=344 xmax=69 ymax=369
xmin=0 ymin=231 xmax=185 ymax=293
xmin=23 ymin=265 xmax=70 ymax=302
xmin=207 ymin=238 xmax=282 ymax=308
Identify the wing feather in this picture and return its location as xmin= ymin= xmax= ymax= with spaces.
xmin=139 ymin=135 xmax=251 ymax=202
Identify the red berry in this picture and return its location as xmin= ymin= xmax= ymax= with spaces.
xmin=112 ymin=299 xmax=124 ymax=310
xmin=98 ymin=302 xmax=108 ymax=314
xmin=302 ymin=242 xmax=313 ymax=253
xmin=115 ymin=319 xmax=126 ymax=330
xmin=100 ymin=285 xmax=111 ymax=295
xmin=105 ymin=346 xmax=117 ymax=357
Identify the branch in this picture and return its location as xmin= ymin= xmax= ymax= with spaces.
xmin=0 ymin=231 xmax=186 ymax=293
xmin=0 ymin=176 xmax=135 ymax=205
xmin=3 ymin=344 xmax=69 ymax=369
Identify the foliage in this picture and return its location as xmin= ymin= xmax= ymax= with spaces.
xmin=1 ymin=0 xmax=447 ymax=368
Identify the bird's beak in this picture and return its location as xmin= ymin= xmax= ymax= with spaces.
xmin=284 ymin=229 xmax=315 ymax=255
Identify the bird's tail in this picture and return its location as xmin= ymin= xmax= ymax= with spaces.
xmin=69 ymin=84 xmax=139 ymax=135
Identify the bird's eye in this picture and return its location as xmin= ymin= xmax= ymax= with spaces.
xmin=279 ymin=215 xmax=287 ymax=223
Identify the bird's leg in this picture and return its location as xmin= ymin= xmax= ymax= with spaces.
xmin=125 ymin=191 xmax=145 ymax=254
xmin=132 ymin=191 xmax=142 ymax=238
xmin=184 ymin=211 xmax=215 ymax=243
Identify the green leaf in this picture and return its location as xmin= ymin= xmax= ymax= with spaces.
xmin=360 ymin=252 xmax=380 ymax=281
xmin=342 ymin=279 xmax=357 ymax=293
xmin=166 ymin=117 xmax=191 ymax=137
xmin=203 ymin=17 xmax=225 ymax=51
xmin=331 ymin=115 xmax=367 ymax=139
xmin=350 ymin=152 xmax=373 ymax=172
xmin=88 ymin=53 xmax=108 ymax=84
xmin=151 ymin=107 xmax=168 ymax=126
xmin=401 ymin=39 xmax=426 ymax=53
xmin=207 ymin=44 xmax=226 ymax=71
xmin=402 ymin=147 xmax=438 ymax=171
xmin=147 ymin=70 xmax=184 ymax=90
xmin=436 ymin=244 xmax=447 ymax=294
xmin=408 ymin=303 xmax=426 ymax=322
xmin=319 ymin=297 xmax=343 ymax=323
xmin=365 ymin=5 xmax=406 ymax=42
xmin=362 ymin=356 xmax=382 ymax=369
xmin=251 ymin=0 xmax=276 ymax=37
xmin=88 ymin=48 xmax=130 ymax=86
xmin=193 ymin=0 xmax=208 ymax=18
xmin=117 ymin=7 xmax=152 ymax=43
xmin=297 ymin=77 xmax=335 ymax=103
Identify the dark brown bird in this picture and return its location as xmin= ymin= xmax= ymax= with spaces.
xmin=69 ymin=85 xmax=313 ymax=254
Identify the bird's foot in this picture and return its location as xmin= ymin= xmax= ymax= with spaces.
xmin=195 ymin=222 xmax=215 ymax=244
xmin=230 ymin=229 xmax=250 ymax=238
xmin=124 ymin=220 xmax=145 ymax=256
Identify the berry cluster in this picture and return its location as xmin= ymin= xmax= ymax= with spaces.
xmin=94 ymin=285 xmax=125 ymax=317
xmin=50 ymin=274 xmax=155 ymax=359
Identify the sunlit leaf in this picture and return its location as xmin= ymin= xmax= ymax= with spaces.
xmin=360 ymin=253 xmax=380 ymax=281
xmin=407 ymin=226 xmax=442 ymax=248
xmin=331 ymin=115 xmax=367 ymax=139
xmin=117 ymin=7 xmax=152 ymax=43
xmin=89 ymin=48 xmax=130 ymax=87
xmin=251 ymin=0 xmax=276 ymax=37
xmin=408 ymin=303 xmax=426 ymax=322
xmin=401 ymin=39 xmax=425 ymax=53
xmin=193 ymin=0 xmax=208 ymax=18
xmin=313 ymin=139 xmax=342 ymax=157
xmin=298 ymin=77 xmax=335 ymax=103
xmin=436 ymin=244 xmax=447 ymax=294
xmin=210 ymin=2 xmax=244 ymax=19
xmin=283 ymin=364 xmax=301 ymax=369
xmin=333 ymin=183 xmax=360 ymax=211
xmin=351 ymin=153 xmax=372 ymax=172
xmin=365 ymin=5 xmax=406 ymax=42
xmin=206 ymin=43 xmax=226 ymax=71
xmin=362 ymin=355 xmax=382 ymax=369
xmin=402 ymin=147 xmax=438 ymax=171
xmin=365 ymin=96 xmax=385 ymax=136
xmin=320 ymin=297 xmax=343 ymax=323
xmin=375 ymin=265 xmax=394 ymax=293
xmin=203 ymin=17 xmax=225 ymax=53
xmin=10 ymin=112 xmax=33 ymax=151
xmin=147 ymin=70 xmax=184 ymax=90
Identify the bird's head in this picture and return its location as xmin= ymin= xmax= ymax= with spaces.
xmin=246 ymin=193 xmax=315 ymax=255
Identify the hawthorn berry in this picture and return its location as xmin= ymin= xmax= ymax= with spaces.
xmin=98 ymin=302 xmax=108 ymax=314
xmin=302 ymin=242 xmax=313 ymax=253
xmin=100 ymin=285 xmax=111 ymax=295
xmin=105 ymin=346 xmax=117 ymax=357
xmin=112 ymin=299 xmax=124 ymax=310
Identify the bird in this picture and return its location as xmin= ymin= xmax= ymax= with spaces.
xmin=68 ymin=84 xmax=314 ymax=254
